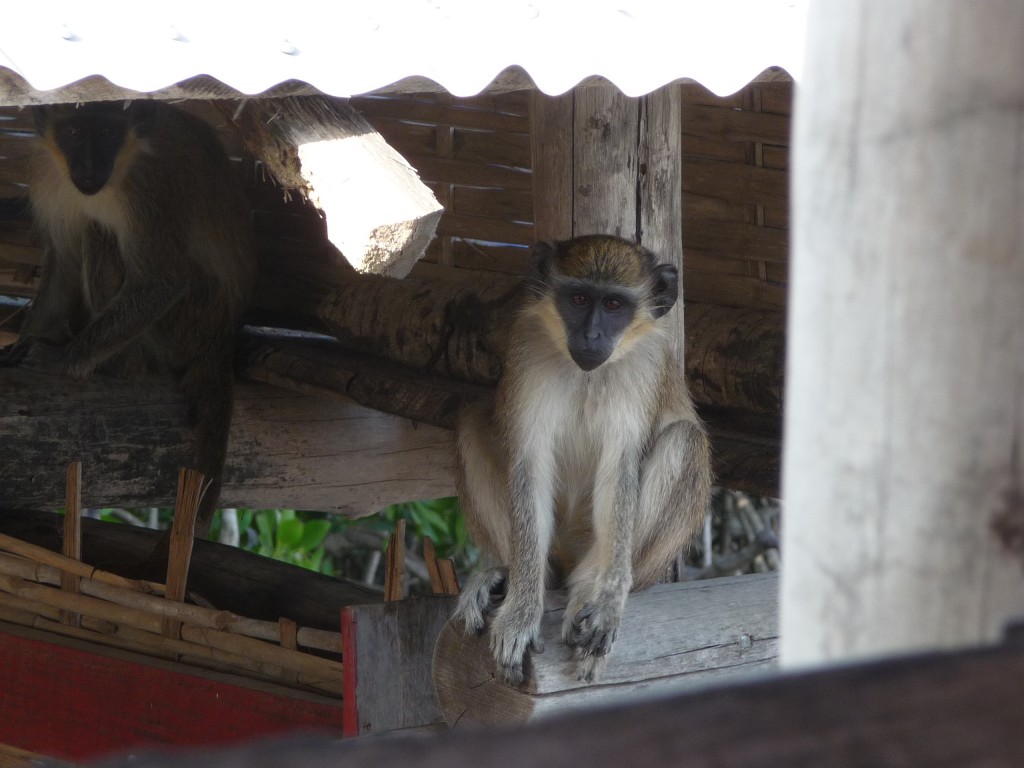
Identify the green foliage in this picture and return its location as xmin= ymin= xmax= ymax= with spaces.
xmin=249 ymin=509 xmax=333 ymax=573
xmin=384 ymin=497 xmax=477 ymax=570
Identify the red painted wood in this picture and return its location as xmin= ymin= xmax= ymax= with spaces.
xmin=341 ymin=607 xmax=359 ymax=738
xmin=0 ymin=628 xmax=341 ymax=761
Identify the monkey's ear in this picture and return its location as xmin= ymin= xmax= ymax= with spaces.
xmin=33 ymin=106 xmax=53 ymax=135
xmin=127 ymin=101 xmax=158 ymax=137
xmin=531 ymin=241 xmax=560 ymax=280
xmin=651 ymin=264 xmax=679 ymax=318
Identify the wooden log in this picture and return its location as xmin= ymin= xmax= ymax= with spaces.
xmin=782 ymin=1 xmax=1024 ymax=665
xmin=225 ymin=96 xmax=443 ymax=277
xmin=432 ymin=573 xmax=778 ymax=726
xmin=0 ymin=367 xmax=456 ymax=516
xmin=316 ymin=269 xmax=783 ymax=416
xmin=88 ymin=629 xmax=1024 ymax=768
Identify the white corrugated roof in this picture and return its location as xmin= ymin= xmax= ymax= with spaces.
xmin=0 ymin=1 xmax=806 ymax=99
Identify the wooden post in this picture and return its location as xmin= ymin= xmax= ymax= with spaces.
xmin=782 ymin=2 xmax=1024 ymax=666
xmin=531 ymin=84 xmax=683 ymax=354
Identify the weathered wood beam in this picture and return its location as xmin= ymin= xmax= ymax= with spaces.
xmin=433 ymin=573 xmax=778 ymax=726
xmin=0 ymin=366 xmax=455 ymax=516
xmin=224 ymin=96 xmax=443 ymax=277
xmin=239 ymin=328 xmax=780 ymax=497
xmin=783 ymin=1 xmax=1024 ymax=666
xmin=95 ymin=628 xmax=1024 ymax=768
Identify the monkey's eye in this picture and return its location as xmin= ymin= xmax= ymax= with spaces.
xmin=570 ymin=293 xmax=590 ymax=307
xmin=603 ymin=297 xmax=623 ymax=311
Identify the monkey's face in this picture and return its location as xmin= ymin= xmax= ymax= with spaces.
xmin=44 ymin=105 xmax=130 ymax=196
xmin=555 ymin=281 xmax=638 ymax=371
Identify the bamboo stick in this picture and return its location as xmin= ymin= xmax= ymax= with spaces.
xmin=61 ymin=461 xmax=82 ymax=627
xmin=385 ymin=518 xmax=406 ymax=602
xmin=0 ymin=532 xmax=165 ymax=596
xmin=423 ymin=536 xmax=445 ymax=595
xmin=0 ymin=552 xmax=341 ymax=654
xmin=163 ymin=468 xmax=204 ymax=638
xmin=438 ymin=558 xmax=460 ymax=595
xmin=0 ymin=570 xmax=343 ymax=684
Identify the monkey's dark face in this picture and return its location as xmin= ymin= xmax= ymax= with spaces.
xmin=556 ymin=281 xmax=637 ymax=371
xmin=47 ymin=107 xmax=130 ymax=196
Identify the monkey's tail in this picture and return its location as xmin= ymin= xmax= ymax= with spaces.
xmin=178 ymin=351 xmax=236 ymax=537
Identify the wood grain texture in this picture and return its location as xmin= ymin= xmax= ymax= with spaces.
xmin=343 ymin=597 xmax=456 ymax=736
xmin=782 ymin=1 xmax=1024 ymax=665
xmin=433 ymin=574 xmax=778 ymax=726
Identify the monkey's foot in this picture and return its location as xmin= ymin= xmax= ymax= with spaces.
xmin=563 ymin=598 xmax=623 ymax=681
xmin=489 ymin=606 xmax=544 ymax=686
xmin=453 ymin=567 xmax=507 ymax=635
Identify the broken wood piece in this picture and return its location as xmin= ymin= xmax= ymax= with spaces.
xmin=423 ymin=537 xmax=444 ymax=595
xmin=432 ymin=573 xmax=779 ymax=726
xmin=226 ymin=96 xmax=443 ymax=277
xmin=384 ymin=519 xmax=406 ymax=602
xmin=60 ymin=461 xmax=82 ymax=627
xmin=438 ymin=559 xmax=460 ymax=596
xmin=162 ymin=468 xmax=204 ymax=638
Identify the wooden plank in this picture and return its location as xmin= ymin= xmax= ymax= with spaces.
xmin=342 ymin=597 xmax=456 ymax=736
xmin=436 ymin=211 xmax=534 ymax=245
xmin=682 ymin=103 xmax=791 ymax=145
xmin=0 ymin=623 xmax=341 ymax=762
xmin=682 ymin=160 xmax=788 ymax=206
xmin=756 ymin=82 xmax=795 ymax=115
xmin=433 ymin=574 xmax=779 ymax=725
xmin=402 ymin=154 xmax=533 ymax=191
xmin=530 ymin=90 xmax=573 ymax=242
xmin=450 ymin=186 xmax=534 ymax=223
xmin=451 ymin=128 xmax=531 ymax=168
xmin=92 ymin=631 xmax=1024 ymax=768
xmin=783 ymin=1 xmax=1024 ymax=665
xmin=684 ymin=272 xmax=787 ymax=310
xmin=573 ymin=85 xmax=640 ymax=239
xmin=683 ymin=217 xmax=789 ymax=263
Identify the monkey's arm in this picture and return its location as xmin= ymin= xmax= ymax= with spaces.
xmin=24 ymin=275 xmax=187 ymax=378
xmin=0 ymin=245 xmax=85 ymax=365
xmin=487 ymin=450 xmax=555 ymax=686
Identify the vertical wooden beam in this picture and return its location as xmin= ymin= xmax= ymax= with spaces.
xmin=782 ymin=2 xmax=1024 ymax=666
xmin=530 ymin=91 xmax=574 ymax=242
xmin=531 ymin=84 xmax=684 ymax=353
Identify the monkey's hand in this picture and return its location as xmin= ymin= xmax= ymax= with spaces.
xmin=0 ymin=339 xmax=30 ymax=367
xmin=21 ymin=340 xmax=93 ymax=379
xmin=564 ymin=593 xmax=626 ymax=682
xmin=453 ymin=567 xmax=507 ymax=634
xmin=488 ymin=596 xmax=545 ymax=686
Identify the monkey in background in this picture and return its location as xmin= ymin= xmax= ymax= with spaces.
xmin=0 ymin=100 xmax=254 ymax=532
xmin=454 ymin=235 xmax=712 ymax=684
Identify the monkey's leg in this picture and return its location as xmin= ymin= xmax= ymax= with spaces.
xmin=562 ymin=449 xmax=641 ymax=682
xmin=631 ymin=419 xmax=711 ymax=588
xmin=486 ymin=456 xmax=555 ymax=686
xmin=1 ymin=246 xmax=83 ymax=364
xmin=452 ymin=403 xmax=514 ymax=633
xmin=24 ymin=279 xmax=186 ymax=378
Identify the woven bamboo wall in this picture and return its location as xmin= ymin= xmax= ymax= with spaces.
xmin=354 ymin=80 xmax=792 ymax=309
